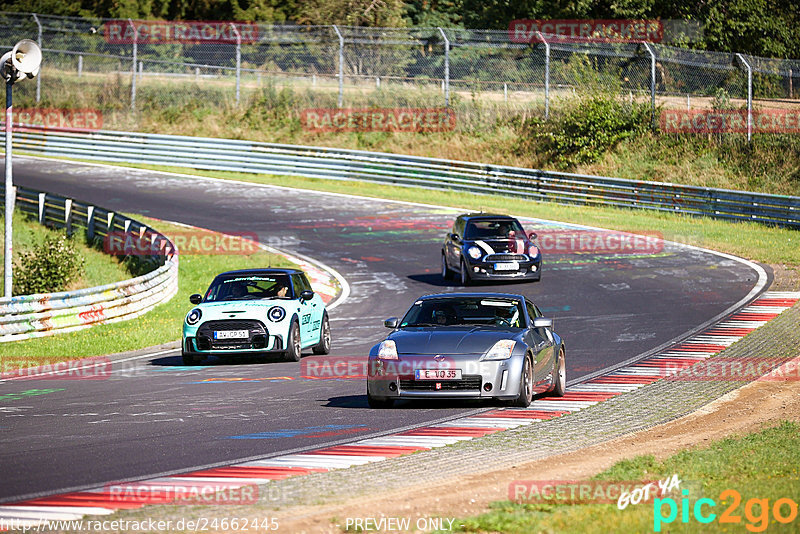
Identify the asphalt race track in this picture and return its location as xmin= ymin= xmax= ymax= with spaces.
xmin=0 ymin=157 xmax=766 ymax=502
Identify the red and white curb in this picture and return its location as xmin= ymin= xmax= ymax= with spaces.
xmin=2 ymin=291 xmax=797 ymax=527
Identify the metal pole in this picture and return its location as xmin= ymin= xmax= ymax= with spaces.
xmin=789 ymin=69 xmax=793 ymax=99
xmin=642 ymin=42 xmax=656 ymax=129
xmin=438 ymin=28 xmax=450 ymax=107
xmin=78 ymin=55 xmax=83 ymax=77
xmin=129 ymin=19 xmax=137 ymax=110
xmin=32 ymin=14 xmax=42 ymax=103
xmin=736 ymin=53 xmax=753 ymax=142
xmin=4 ymin=80 xmax=13 ymax=297
xmin=231 ymin=24 xmax=241 ymax=105
xmin=333 ymin=25 xmax=344 ymax=108
xmin=536 ymin=31 xmax=550 ymax=119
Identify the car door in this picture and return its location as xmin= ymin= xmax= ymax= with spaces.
xmin=526 ymin=300 xmax=555 ymax=391
xmin=292 ymin=274 xmax=315 ymax=345
xmin=301 ymin=273 xmax=325 ymax=341
xmin=445 ymin=218 xmax=464 ymax=269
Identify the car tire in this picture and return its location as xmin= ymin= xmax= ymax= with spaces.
xmin=312 ymin=313 xmax=331 ymax=355
xmin=441 ymin=253 xmax=452 ymax=280
xmin=511 ymin=354 xmax=534 ymax=408
xmin=181 ymin=352 xmax=202 ymax=365
xmin=284 ymin=320 xmax=302 ymax=362
xmin=460 ymin=259 xmax=471 ymax=286
xmin=367 ymin=391 xmax=394 ymax=409
xmin=550 ymin=347 xmax=566 ymax=397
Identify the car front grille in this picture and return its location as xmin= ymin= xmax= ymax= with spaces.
xmin=399 ymin=375 xmax=482 ymax=391
xmin=484 ymin=253 xmax=528 ymax=262
xmin=196 ymin=320 xmax=268 ymax=350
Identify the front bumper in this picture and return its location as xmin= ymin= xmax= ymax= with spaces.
xmin=183 ymin=318 xmax=285 ymax=355
xmin=465 ymin=257 xmax=541 ymax=280
xmin=367 ymin=354 xmax=524 ymax=400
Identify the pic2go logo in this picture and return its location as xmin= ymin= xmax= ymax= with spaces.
xmin=654 ymin=489 xmax=799 ymax=532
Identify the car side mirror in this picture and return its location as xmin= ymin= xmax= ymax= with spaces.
xmin=189 ymin=294 xmax=202 ymax=305
xmin=452 ymin=233 xmax=461 ymax=243
xmin=384 ymin=317 xmax=399 ymax=329
xmin=527 ymin=231 xmax=538 ymax=240
xmin=533 ymin=317 xmax=552 ymax=329
xmin=300 ymin=290 xmax=314 ymax=301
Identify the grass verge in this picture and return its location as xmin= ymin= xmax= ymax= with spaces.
xmin=1 ymin=216 xmax=295 ymax=360
xmin=0 ymin=210 xmax=132 ymax=291
xmin=449 ymin=421 xmax=800 ymax=533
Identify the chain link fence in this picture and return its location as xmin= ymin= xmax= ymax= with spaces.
xmin=1 ymin=12 xmax=799 ymax=136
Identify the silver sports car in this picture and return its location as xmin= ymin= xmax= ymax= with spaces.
xmin=366 ymin=293 xmax=566 ymax=408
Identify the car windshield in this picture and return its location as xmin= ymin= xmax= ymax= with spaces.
xmin=464 ymin=219 xmax=526 ymax=240
xmin=400 ymin=297 xmax=524 ymax=328
xmin=204 ymin=274 xmax=292 ymax=302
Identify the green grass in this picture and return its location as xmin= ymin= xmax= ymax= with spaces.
xmin=0 ymin=210 xmax=132 ymax=291
xmin=448 ymin=421 xmax=800 ymax=533
xmin=1 ymin=216 xmax=296 ymax=360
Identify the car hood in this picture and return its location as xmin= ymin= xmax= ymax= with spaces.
xmin=388 ymin=327 xmax=521 ymax=355
xmin=189 ymin=300 xmax=292 ymax=323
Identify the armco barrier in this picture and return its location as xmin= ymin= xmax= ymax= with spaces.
xmin=0 ymin=185 xmax=178 ymax=342
xmin=4 ymin=125 xmax=799 ymax=228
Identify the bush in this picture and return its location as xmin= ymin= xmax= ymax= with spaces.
xmin=14 ymin=234 xmax=85 ymax=296
xmin=515 ymin=94 xmax=652 ymax=169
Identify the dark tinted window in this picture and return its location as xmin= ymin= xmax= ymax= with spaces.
xmin=205 ymin=274 xmax=291 ymax=302
xmin=400 ymin=297 xmax=524 ymax=328
xmin=464 ymin=219 xmax=525 ymax=239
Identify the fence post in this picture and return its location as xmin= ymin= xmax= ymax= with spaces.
xmin=231 ymin=23 xmax=241 ymax=105
xmin=129 ymin=19 xmax=137 ymax=110
xmin=78 ymin=55 xmax=83 ymax=77
xmin=438 ymin=28 xmax=450 ymax=107
xmin=789 ymin=68 xmax=793 ymax=99
xmin=642 ymin=42 xmax=656 ymax=129
xmin=333 ymin=25 xmax=344 ymax=108
xmin=535 ymin=31 xmax=550 ymax=119
xmin=32 ymin=13 xmax=42 ymax=103
xmin=735 ymin=53 xmax=753 ymax=142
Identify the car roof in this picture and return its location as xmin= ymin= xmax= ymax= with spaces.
xmin=459 ymin=213 xmax=519 ymax=222
xmin=216 ymin=268 xmax=303 ymax=277
xmin=416 ymin=292 xmax=526 ymax=301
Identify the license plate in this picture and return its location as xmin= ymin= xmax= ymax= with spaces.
xmin=494 ymin=262 xmax=519 ymax=271
xmin=214 ymin=330 xmax=249 ymax=340
xmin=415 ymin=369 xmax=462 ymax=380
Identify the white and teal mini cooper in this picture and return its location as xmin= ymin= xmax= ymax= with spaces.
xmin=182 ymin=268 xmax=331 ymax=364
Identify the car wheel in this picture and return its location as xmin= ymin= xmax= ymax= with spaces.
xmin=460 ymin=259 xmax=471 ymax=286
xmin=284 ymin=320 xmax=302 ymax=362
xmin=312 ymin=313 xmax=331 ymax=355
xmin=550 ymin=347 xmax=566 ymax=397
xmin=367 ymin=390 xmax=394 ymax=409
xmin=512 ymin=354 xmax=534 ymax=407
xmin=181 ymin=352 xmax=202 ymax=365
xmin=441 ymin=253 xmax=452 ymax=280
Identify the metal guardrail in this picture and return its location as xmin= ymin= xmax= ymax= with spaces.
xmin=3 ymin=125 xmax=799 ymax=228
xmin=0 ymin=184 xmax=178 ymax=342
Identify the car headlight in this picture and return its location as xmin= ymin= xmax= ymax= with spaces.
xmin=377 ymin=340 xmax=398 ymax=360
xmin=482 ymin=339 xmax=516 ymax=360
xmin=528 ymin=245 xmax=540 ymax=257
xmin=467 ymin=246 xmax=482 ymax=260
xmin=268 ymin=306 xmax=286 ymax=322
xmin=186 ymin=308 xmax=202 ymax=325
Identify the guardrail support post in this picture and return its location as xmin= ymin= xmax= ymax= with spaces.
xmin=38 ymin=192 xmax=46 ymax=224
xmin=231 ymin=23 xmax=241 ymax=105
xmin=129 ymin=19 xmax=137 ymax=110
xmin=333 ymin=25 xmax=344 ymax=108
xmin=438 ymin=28 xmax=450 ymax=107
xmin=86 ymin=205 xmax=95 ymax=240
xmin=32 ymin=14 xmax=42 ymax=103
xmin=64 ymin=198 xmax=72 ymax=235
xmin=535 ymin=31 xmax=550 ymax=120
xmin=736 ymin=53 xmax=753 ymax=142
xmin=642 ymin=42 xmax=656 ymax=130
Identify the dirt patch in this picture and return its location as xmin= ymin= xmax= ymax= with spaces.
xmin=270 ymin=365 xmax=800 ymax=534
xmin=769 ymin=263 xmax=800 ymax=291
